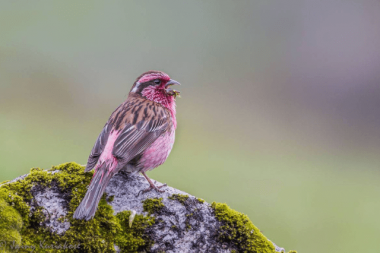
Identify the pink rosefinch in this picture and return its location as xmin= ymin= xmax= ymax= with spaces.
xmin=73 ymin=71 xmax=180 ymax=220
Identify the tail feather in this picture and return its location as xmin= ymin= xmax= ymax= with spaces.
xmin=73 ymin=163 xmax=114 ymax=220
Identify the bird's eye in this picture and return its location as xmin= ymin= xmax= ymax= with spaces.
xmin=154 ymin=79 xmax=161 ymax=85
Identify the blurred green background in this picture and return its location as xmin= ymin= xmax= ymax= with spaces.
xmin=1 ymin=1 xmax=380 ymax=252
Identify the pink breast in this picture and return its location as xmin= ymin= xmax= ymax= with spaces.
xmin=140 ymin=130 xmax=175 ymax=171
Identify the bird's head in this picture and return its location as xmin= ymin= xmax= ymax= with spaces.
xmin=130 ymin=71 xmax=181 ymax=106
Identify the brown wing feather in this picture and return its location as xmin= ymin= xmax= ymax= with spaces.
xmin=85 ymin=93 xmax=172 ymax=172
xmin=110 ymin=93 xmax=172 ymax=169
xmin=109 ymin=93 xmax=171 ymax=131
xmin=112 ymin=122 xmax=167 ymax=164
xmin=85 ymin=123 xmax=112 ymax=172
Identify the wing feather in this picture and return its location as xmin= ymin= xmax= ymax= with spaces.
xmin=112 ymin=120 xmax=168 ymax=166
xmin=85 ymin=123 xmax=112 ymax=172
xmin=86 ymin=94 xmax=172 ymax=172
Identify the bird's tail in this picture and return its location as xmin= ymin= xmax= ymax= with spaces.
xmin=73 ymin=162 xmax=115 ymax=220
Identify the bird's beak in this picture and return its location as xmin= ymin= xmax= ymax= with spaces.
xmin=165 ymin=79 xmax=181 ymax=88
xmin=165 ymin=79 xmax=181 ymax=98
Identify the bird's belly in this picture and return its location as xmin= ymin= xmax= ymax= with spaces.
xmin=140 ymin=130 xmax=175 ymax=171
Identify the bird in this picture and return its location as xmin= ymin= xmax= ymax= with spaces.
xmin=73 ymin=70 xmax=181 ymax=220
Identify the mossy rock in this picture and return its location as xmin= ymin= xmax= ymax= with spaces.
xmin=0 ymin=162 xmax=297 ymax=252
xmin=0 ymin=198 xmax=23 ymax=252
xmin=0 ymin=162 xmax=153 ymax=252
xmin=212 ymin=202 xmax=281 ymax=253
xmin=115 ymin=210 xmax=155 ymax=252
xmin=168 ymin=193 xmax=189 ymax=205
xmin=142 ymin=197 xmax=164 ymax=215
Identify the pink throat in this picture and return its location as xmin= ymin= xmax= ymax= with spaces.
xmin=141 ymin=86 xmax=177 ymax=129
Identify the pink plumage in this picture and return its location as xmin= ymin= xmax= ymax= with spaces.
xmin=73 ymin=70 xmax=181 ymax=220
xmin=140 ymin=130 xmax=176 ymax=172
xmin=141 ymin=85 xmax=177 ymax=128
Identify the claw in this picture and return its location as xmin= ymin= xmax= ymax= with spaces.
xmin=137 ymin=183 xmax=167 ymax=196
xmin=137 ymin=172 xmax=167 ymax=196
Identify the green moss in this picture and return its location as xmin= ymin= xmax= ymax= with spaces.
xmin=115 ymin=211 xmax=155 ymax=252
xmin=211 ymin=203 xmax=297 ymax=253
xmin=197 ymin=198 xmax=205 ymax=204
xmin=107 ymin=195 xmax=114 ymax=202
xmin=0 ymin=180 xmax=10 ymax=185
xmin=0 ymin=198 xmax=23 ymax=247
xmin=0 ymin=185 xmax=31 ymax=230
xmin=0 ymin=162 xmax=156 ymax=253
xmin=142 ymin=198 xmax=164 ymax=215
xmin=212 ymin=202 xmax=276 ymax=253
xmin=168 ymin=194 xmax=189 ymax=205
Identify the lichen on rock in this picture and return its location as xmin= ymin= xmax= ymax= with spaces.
xmin=0 ymin=162 xmax=296 ymax=253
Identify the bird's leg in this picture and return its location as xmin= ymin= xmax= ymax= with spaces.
xmin=139 ymin=172 xmax=167 ymax=195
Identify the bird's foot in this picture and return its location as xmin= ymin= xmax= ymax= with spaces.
xmin=137 ymin=172 xmax=167 ymax=196
xmin=137 ymin=182 xmax=167 ymax=196
xmin=145 ymin=182 xmax=167 ymax=193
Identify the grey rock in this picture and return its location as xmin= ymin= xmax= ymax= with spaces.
xmin=8 ymin=169 xmax=288 ymax=252
xmin=106 ymin=171 xmax=228 ymax=253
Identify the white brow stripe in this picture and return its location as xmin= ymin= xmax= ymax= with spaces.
xmin=131 ymin=82 xmax=140 ymax=93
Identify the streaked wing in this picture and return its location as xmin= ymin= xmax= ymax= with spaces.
xmin=112 ymin=118 xmax=169 ymax=166
xmin=85 ymin=123 xmax=112 ymax=172
xmin=86 ymin=93 xmax=172 ymax=171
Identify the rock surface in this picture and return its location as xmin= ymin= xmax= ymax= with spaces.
xmin=108 ymin=171 xmax=229 ymax=252
xmin=0 ymin=163 xmax=294 ymax=253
